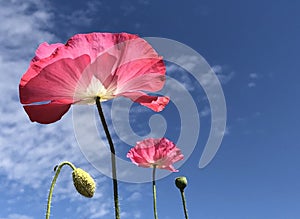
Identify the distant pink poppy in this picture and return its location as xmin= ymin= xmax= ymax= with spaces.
xmin=127 ymin=138 xmax=184 ymax=172
xmin=19 ymin=33 xmax=169 ymax=124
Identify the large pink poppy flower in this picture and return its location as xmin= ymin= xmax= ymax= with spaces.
xmin=127 ymin=138 xmax=184 ymax=172
xmin=19 ymin=33 xmax=169 ymax=124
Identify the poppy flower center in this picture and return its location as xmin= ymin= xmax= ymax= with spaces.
xmin=74 ymin=76 xmax=116 ymax=104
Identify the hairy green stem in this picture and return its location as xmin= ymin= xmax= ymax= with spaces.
xmin=95 ymin=97 xmax=120 ymax=219
xmin=46 ymin=161 xmax=76 ymax=219
xmin=180 ymin=189 xmax=189 ymax=219
xmin=152 ymin=166 xmax=158 ymax=219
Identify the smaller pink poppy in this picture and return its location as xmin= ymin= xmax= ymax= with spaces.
xmin=127 ymin=138 xmax=184 ymax=172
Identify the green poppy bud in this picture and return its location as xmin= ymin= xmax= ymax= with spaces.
xmin=72 ymin=168 xmax=96 ymax=198
xmin=175 ymin=176 xmax=188 ymax=191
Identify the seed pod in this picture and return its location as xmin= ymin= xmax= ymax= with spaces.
xmin=175 ymin=176 xmax=188 ymax=191
xmin=72 ymin=168 xmax=96 ymax=198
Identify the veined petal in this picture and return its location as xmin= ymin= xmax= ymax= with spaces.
xmin=119 ymin=91 xmax=170 ymax=112
xmin=25 ymin=33 xmax=139 ymax=82
xmin=80 ymin=52 xmax=118 ymax=90
xmin=20 ymin=55 xmax=91 ymax=104
xmin=23 ymin=102 xmax=71 ymax=124
xmin=116 ymin=58 xmax=165 ymax=87
xmin=133 ymin=95 xmax=170 ymax=112
xmin=32 ymin=42 xmax=64 ymax=63
xmin=90 ymin=37 xmax=165 ymax=85
xmin=65 ymin=33 xmax=139 ymax=62
xmin=117 ymin=73 xmax=166 ymax=94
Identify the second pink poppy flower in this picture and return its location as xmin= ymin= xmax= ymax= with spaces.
xmin=127 ymin=138 xmax=184 ymax=172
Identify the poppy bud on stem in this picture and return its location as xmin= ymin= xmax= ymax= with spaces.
xmin=46 ymin=161 xmax=95 ymax=219
xmin=72 ymin=168 xmax=96 ymax=198
xmin=175 ymin=176 xmax=189 ymax=219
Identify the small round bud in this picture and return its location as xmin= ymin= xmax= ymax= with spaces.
xmin=72 ymin=168 xmax=96 ymax=198
xmin=175 ymin=176 xmax=188 ymax=191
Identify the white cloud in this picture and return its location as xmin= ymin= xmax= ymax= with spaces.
xmin=248 ymin=73 xmax=259 ymax=88
xmin=166 ymin=61 xmax=234 ymax=89
xmin=120 ymin=3 xmax=136 ymax=16
xmin=0 ymin=214 xmax=34 ymax=219
xmin=224 ymin=126 xmax=230 ymax=135
xmin=212 ymin=65 xmax=235 ymax=84
xmin=249 ymin=73 xmax=258 ymax=79
xmin=0 ymin=0 xmax=56 ymax=61
xmin=133 ymin=211 xmax=142 ymax=219
xmin=248 ymin=82 xmax=256 ymax=88
xmin=200 ymin=105 xmax=211 ymax=117
xmin=211 ymin=65 xmax=222 ymax=73
xmin=121 ymin=210 xmax=142 ymax=219
xmin=126 ymin=191 xmax=142 ymax=201
xmin=58 ymin=1 xmax=103 ymax=27
xmin=138 ymin=0 xmax=150 ymax=5
xmin=166 ymin=63 xmax=199 ymax=91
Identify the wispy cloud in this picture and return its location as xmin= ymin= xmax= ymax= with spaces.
xmin=248 ymin=72 xmax=259 ymax=88
xmin=126 ymin=191 xmax=142 ymax=201
xmin=248 ymin=82 xmax=256 ymax=88
xmin=0 ymin=0 xmax=56 ymax=61
xmin=166 ymin=63 xmax=198 ymax=91
xmin=0 ymin=214 xmax=34 ymax=219
xmin=138 ymin=0 xmax=150 ymax=5
xmin=58 ymin=1 xmax=103 ymax=27
xmin=120 ymin=3 xmax=136 ymax=16
xmin=166 ymin=59 xmax=234 ymax=91
xmin=249 ymin=73 xmax=259 ymax=79
xmin=200 ymin=105 xmax=211 ymax=117
xmin=212 ymin=65 xmax=235 ymax=84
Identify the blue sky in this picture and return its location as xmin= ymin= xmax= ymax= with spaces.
xmin=0 ymin=0 xmax=300 ymax=219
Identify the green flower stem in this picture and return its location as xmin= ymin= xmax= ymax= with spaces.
xmin=95 ymin=97 xmax=120 ymax=219
xmin=46 ymin=161 xmax=76 ymax=219
xmin=152 ymin=165 xmax=158 ymax=219
xmin=180 ymin=189 xmax=189 ymax=219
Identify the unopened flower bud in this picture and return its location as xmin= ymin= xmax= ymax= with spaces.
xmin=175 ymin=176 xmax=188 ymax=191
xmin=72 ymin=168 xmax=96 ymax=198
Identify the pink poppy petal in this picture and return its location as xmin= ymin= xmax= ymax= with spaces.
xmin=119 ymin=92 xmax=169 ymax=112
xmin=95 ymin=37 xmax=165 ymax=85
xmin=23 ymin=102 xmax=71 ymax=124
xmin=127 ymin=138 xmax=184 ymax=172
xmin=88 ymin=38 xmax=165 ymax=91
xmin=65 ymin=33 xmax=139 ymax=62
xmin=116 ymin=72 xmax=166 ymax=94
xmin=162 ymin=165 xmax=178 ymax=172
xmin=32 ymin=42 xmax=64 ymax=63
xmin=83 ymin=52 xmax=118 ymax=89
xmin=26 ymin=33 xmax=139 ymax=80
xmin=20 ymin=55 xmax=91 ymax=104
xmin=116 ymin=59 xmax=165 ymax=87
xmin=159 ymin=151 xmax=184 ymax=172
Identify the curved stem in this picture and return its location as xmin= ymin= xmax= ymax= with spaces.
xmin=95 ymin=97 xmax=120 ymax=219
xmin=152 ymin=166 xmax=158 ymax=219
xmin=180 ymin=189 xmax=189 ymax=219
xmin=46 ymin=161 xmax=76 ymax=219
